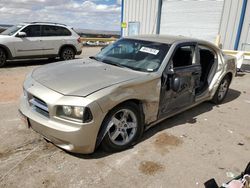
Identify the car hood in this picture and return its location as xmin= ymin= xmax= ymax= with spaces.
xmin=32 ymin=58 xmax=145 ymax=97
xmin=0 ymin=35 xmax=12 ymax=40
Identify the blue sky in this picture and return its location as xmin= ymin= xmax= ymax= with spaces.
xmin=0 ymin=0 xmax=121 ymax=31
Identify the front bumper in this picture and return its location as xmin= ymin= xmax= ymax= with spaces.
xmin=19 ymin=80 xmax=105 ymax=154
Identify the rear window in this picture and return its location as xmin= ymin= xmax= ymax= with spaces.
xmin=41 ymin=25 xmax=71 ymax=36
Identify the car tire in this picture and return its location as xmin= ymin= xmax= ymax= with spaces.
xmin=211 ymin=75 xmax=230 ymax=104
xmin=60 ymin=47 xmax=75 ymax=61
xmin=100 ymin=102 xmax=144 ymax=152
xmin=0 ymin=48 xmax=7 ymax=67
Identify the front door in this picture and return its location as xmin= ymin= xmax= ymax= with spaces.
xmin=158 ymin=44 xmax=201 ymax=119
xmin=13 ymin=25 xmax=43 ymax=57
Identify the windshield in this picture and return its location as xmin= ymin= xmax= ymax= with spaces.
xmin=94 ymin=39 xmax=170 ymax=72
xmin=1 ymin=25 xmax=24 ymax=36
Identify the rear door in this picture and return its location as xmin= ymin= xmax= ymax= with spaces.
xmin=41 ymin=25 xmax=72 ymax=55
xmin=158 ymin=44 xmax=201 ymax=119
xmin=14 ymin=25 xmax=43 ymax=57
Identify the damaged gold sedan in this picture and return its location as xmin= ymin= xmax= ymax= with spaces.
xmin=19 ymin=35 xmax=236 ymax=154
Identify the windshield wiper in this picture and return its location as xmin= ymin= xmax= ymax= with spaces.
xmin=89 ymin=56 xmax=102 ymax=62
xmin=103 ymin=59 xmax=150 ymax=72
xmin=89 ymin=56 xmax=127 ymax=69
xmin=124 ymin=65 xmax=149 ymax=72
xmin=102 ymin=59 xmax=127 ymax=68
xmin=89 ymin=57 xmax=126 ymax=69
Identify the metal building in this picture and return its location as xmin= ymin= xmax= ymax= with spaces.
xmin=121 ymin=0 xmax=250 ymax=51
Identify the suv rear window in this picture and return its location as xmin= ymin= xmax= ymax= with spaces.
xmin=41 ymin=25 xmax=71 ymax=36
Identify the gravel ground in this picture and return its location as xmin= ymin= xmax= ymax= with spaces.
xmin=0 ymin=47 xmax=249 ymax=188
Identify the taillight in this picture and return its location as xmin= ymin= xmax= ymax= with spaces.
xmin=77 ymin=37 xmax=81 ymax=43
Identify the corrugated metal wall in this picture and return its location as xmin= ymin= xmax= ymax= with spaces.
xmin=159 ymin=0 xmax=224 ymax=43
xmin=122 ymin=0 xmax=160 ymax=36
xmin=219 ymin=0 xmax=244 ymax=50
xmin=122 ymin=0 xmax=250 ymax=51
xmin=238 ymin=1 xmax=250 ymax=51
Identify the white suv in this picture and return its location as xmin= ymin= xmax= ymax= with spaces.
xmin=0 ymin=22 xmax=82 ymax=67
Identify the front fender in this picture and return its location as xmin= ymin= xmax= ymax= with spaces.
xmin=0 ymin=44 xmax=13 ymax=59
xmin=87 ymin=75 xmax=161 ymax=125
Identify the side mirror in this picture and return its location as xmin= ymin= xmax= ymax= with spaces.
xmin=172 ymin=77 xmax=180 ymax=92
xmin=167 ymin=68 xmax=174 ymax=75
xmin=166 ymin=61 xmax=174 ymax=75
xmin=16 ymin=32 xmax=27 ymax=38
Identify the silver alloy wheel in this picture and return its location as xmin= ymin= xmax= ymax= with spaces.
xmin=0 ymin=50 xmax=6 ymax=66
xmin=218 ymin=78 xmax=229 ymax=100
xmin=107 ymin=109 xmax=138 ymax=146
xmin=62 ymin=48 xmax=74 ymax=60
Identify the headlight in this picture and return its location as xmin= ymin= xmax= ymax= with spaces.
xmin=57 ymin=105 xmax=92 ymax=123
xmin=74 ymin=106 xmax=84 ymax=118
xmin=62 ymin=106 xmax=73 ymax=116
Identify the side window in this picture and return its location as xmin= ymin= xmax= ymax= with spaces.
xmin=198 ymin=45 xmax=215 ymax=65
xmin=172 ymin=45 xmax=195 ymax=68
xmin=57 ymin=27 xmax=71 ymax=36
xmin=42 ymin=26 xmax=56 ymax=36
xmin=42 ymin=26 xmax=71 ymax=36
xmin=198 ymin=45 xmax=216 ymax=81
xmin=21 ymin=25 xmax=41 ymax=37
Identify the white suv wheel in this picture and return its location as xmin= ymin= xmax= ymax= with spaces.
xmin=0 ymin=49 xmax=7 ymax=67
xmin=60 ymin=47 xmax=75 ymax=60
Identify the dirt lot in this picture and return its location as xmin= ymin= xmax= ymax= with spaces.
xmin=0 ymin=47 xmax=249 ymax=188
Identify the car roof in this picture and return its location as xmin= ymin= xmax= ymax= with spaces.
xmin=125 ymin=34 xmax=219 ymax=49
xmin=20 ymin=22 xmax=68 ymax=27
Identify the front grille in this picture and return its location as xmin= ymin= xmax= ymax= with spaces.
xmin=29 ymin=96 xmax=49 ymax=118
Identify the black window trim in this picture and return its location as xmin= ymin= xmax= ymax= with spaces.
xmin=171 ymin=42 xmax=198 ymax=69
xmin=20 ymin=25 xmax=42 ymax=37
xmin=197 ymin=43 xmax=218 ymax=60
xmin=41 ymin=25 xmax=72 ymax=37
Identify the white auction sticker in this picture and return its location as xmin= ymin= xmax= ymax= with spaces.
xmin=139 ymin=47 xmax=159 ymax=55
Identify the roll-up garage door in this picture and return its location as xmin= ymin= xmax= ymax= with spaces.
xmin=160 ymin=0 xmax=224 ymax=43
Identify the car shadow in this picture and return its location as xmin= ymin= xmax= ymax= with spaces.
xmin=70 ymin=88 xmax=241 ymax=159
xmin=141 ymin=88 xmax=241 ymax=142
xmin=222 ymin=88 xmax=241 ymax=104
xmin=236 ymin=73 xmax=246 ymax=77
xmin=4 ymin=58 xmax=60 ymax=68
xmin=3 ymin=57 xmax=82 ymax=68
xmin=242 ymin=64 xmax=250 ymax=73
